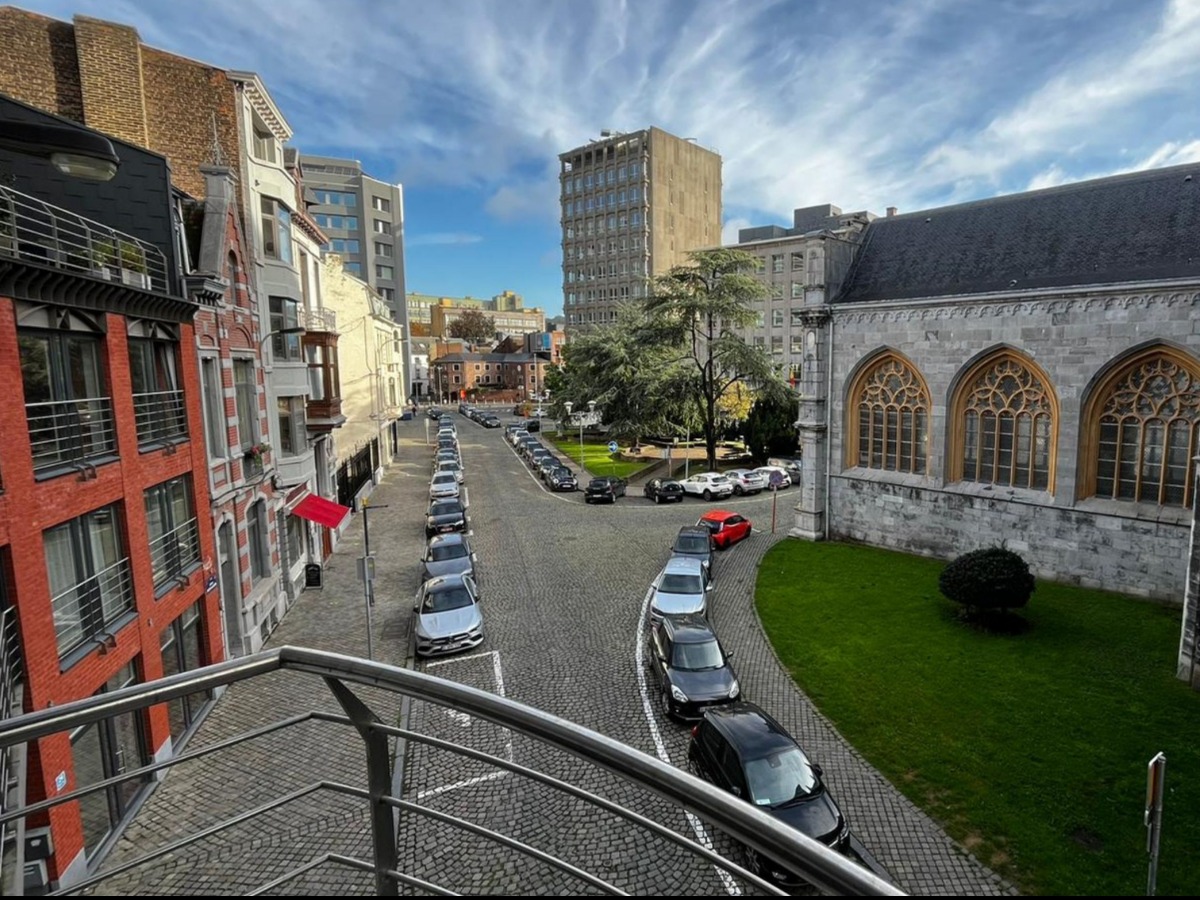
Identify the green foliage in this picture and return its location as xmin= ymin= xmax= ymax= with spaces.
xmin=447 ymin=308 xmax=495 ymax=345
xmin=938 ymin=546 xmax=1036 ymax=612
xmin=743 ymin=391 xmax=799 ymax=462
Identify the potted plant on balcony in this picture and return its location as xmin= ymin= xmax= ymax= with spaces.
xmin=118 ymin=239 xmax=150 ymax=289
xmin=90 ymin=239 xmax=118 ymax=280
xmin=244 ymin=441 xmax=271 ymax=466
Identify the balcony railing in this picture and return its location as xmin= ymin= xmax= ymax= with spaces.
xmin=0 ymin=185 xmax=169 ymax=293
xmin=0 ymin=647 xmax=901 ymax=897
xmin=25 ymin=397 xmax=117 ymax=473
xmin=132 ymin=389 xmax=187 ymax=446
xmin=148 ymin=518 xmax=200 ymax=590
xmin=0 ymin=604 xmax=24 ymax=897
xmin=301 ymin=307 xmax=337 ymax=332
xmin=50 ymin=557 xmax=133 ymax=659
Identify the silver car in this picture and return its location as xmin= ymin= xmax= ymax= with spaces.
xmin=436 ymin=459 xmax=465 ymax=483
xmin=429 ymin=471 xmax=460 ymax=500
xmin=413 ymin=573 xmax=483 ymax=658
xmin=646 ymin=557 xmax=711 ymax=626
xmin=725 ymin=468 xmax=768 ymax=495
xmin=420 ymin=533 xmax=476 ymax=581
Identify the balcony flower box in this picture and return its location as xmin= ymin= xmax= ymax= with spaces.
xmin=244 ymin=442 xmax=271 ymax=463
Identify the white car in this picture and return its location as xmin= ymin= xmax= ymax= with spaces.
xmin=680 ymin=472 xmax=735 ymax=501
xmin=436 ymin=459 xmax=465 ymax=483
xmin=429 ymin=471 xmax=461 ymax=500
xmin=646 ymin=557 xmax=712 ymax=626
xmin=724 ymin=468 xmax=768 ymax=495
xmin=755 ymin=465 xmax=792 ymax=489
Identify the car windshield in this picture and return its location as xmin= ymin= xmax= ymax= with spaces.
xmin=588 ymin=480 xmax=608 ymax=489
xmin=421 ymin=586 xmax=473 ymax=613
xmin=552 ymin=468 xmax=571 ymax=478
xmin=671 ymin=639 xmax=724 ymax=671
xmin=659 ymin=573 xmax=703 ymax=594
xmin=433 ymin=474 xmax=455 ymax=484
xmin=429 ymin=501 xmax=462 ymax=516
xmin=674 ymin=534 xmax=710 ymax=554
xmin=429 ymin=544 xmax=467 ymax=561
xmin=744 ymin=747 xmax=819 ymax=807
xmin=699 ymin=521 xmax=720 ymax=534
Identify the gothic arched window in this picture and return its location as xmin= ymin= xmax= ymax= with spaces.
xmin=849 ymin=353 xmax=929 ymax=473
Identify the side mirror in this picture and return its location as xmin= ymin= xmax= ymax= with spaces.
xmin=812 ymin=764 xmax=823 ymax=777
xmin=412 ymin=605 xmax=419 ymax=613
xmin=706 ymin=583 xmax=713 ymax=591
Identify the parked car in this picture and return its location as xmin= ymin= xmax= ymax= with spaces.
xmin=680 ymin=472 xmax=735 ymax=501
xmin=420 ymin=532 xmax=476 ymax=581
xmin=698 ymin=509 xmax=752 ymax=549
xmin=646 ymin=614 xmax=739 ymax=720
xmin=435 ymin=459 xmax=465 ymax=483
xmin=584 ymin=476 xmax=627 ymax=504
xmin=425 ymin=498 xmax=467 ymax=537
xmin=531 ymin=407 xmax=546 ymax=418
xmin=755 ymin=465 xmax=792 ymax=490
xmin=524 ymin=418 xmax=541 ymax=433
xmin=724 ymin=468 xmax=768 ymax=496
xmin=435 ymin=449 xmax=460 ymax=467
xmin=427 ymin=406 xmax=445 ymax=419
xmin=413 ymin=573 xmax=483 ymax=658
xmin=429 ymin=471 xmax=461 ymax=501
xmin=509 ymin=428 xmax=530 ymax=446
xmin=504 ymin=423 xmax=523 ymax=436
xmin=644 ymin=478 xmax=685 ymax=504
xmin=482 ymin=414 xmax=501 ymax=428
xmin=529 ymin=448 xmax=554 ymax=469
xmin=688 ymin=703 xmax=850 ymax=886
xmin=537 ymin=455 xmax=561 ymax=481
xmin=670 ymin=524 xmax=716 ymax=575
xmin=546 ymin=467 xmax=578 ymax=492
xmin=767 ymin=457 xmax=803 ymax=483
xmin=646 ymin=556 xmax=711 ymax=625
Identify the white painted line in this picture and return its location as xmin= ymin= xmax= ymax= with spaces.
xmin=636 ymin=589 xmax=741 ymax=895
xmin=418 ymin=650 xmax=514 ymax=800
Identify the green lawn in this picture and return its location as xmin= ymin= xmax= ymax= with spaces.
xmin=754 ymin=540 xmax=1200 ymax=896
xmin=544 ymin=433 xmax=654 ymax=479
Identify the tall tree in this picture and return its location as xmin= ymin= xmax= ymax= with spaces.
xmin=646 ymin=249 xmax=790 ymax=469
xmin=744 ymin=390 xmax=800 ymax=463
xmin=448 ymin=309 xmax=495 ymax=346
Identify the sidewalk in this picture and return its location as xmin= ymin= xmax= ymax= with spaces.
xmin=91 ymin=433 xmax=432 ymax=895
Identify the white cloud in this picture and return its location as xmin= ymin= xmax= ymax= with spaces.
xmin=721 ymin=217 xmax=753 ymax=245
xmin=1135 ymin=139 xmax=1200 ymax=169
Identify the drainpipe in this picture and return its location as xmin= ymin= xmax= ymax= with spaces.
xmin=824 ymin=314 xmax=834 ymax=541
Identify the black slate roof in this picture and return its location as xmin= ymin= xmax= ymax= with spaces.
xmin=836 ymin=163 xmax=1200 ymax=303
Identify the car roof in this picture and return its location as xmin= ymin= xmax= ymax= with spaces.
xmin=428 ymin=498 xmax=463 ymax=511
xmin=676 ymin=524 xmax=710 ymax=536
xmin=427 ymin=532 xmax=467 ymax=548
xmin=422 ymin=572 xmax=471 ymax=592
xmin=662 ymin=614 xmax=718 ymax=643
xmin=700 ymin=509 xmax=735 ymax=521
xmin=702 ymin=703 xmax=796 ymax=757
xmin=661 ymin=556 xmax=705 ymax=575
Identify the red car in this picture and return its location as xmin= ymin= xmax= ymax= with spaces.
xmin=697 ymin=510 xmax=752 ymax=549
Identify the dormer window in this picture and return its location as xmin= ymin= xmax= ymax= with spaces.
xmin=252 ymin=116 xmax=277 ymax=164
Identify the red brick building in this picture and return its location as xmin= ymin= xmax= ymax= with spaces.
xmin=429 ymin=351 xmax=553 ymax=403
xmin=1 ymin=97 xmax=222 ymax=887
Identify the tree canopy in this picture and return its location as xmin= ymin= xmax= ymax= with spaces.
xmin=447 ymin=309 xmax=495 ymax=346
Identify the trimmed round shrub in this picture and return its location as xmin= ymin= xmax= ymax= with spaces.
xmin=938 ymin=546 xmax=1035 ymax=612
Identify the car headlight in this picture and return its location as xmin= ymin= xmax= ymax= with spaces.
xmin=670 ymin=685 xmax=689 ymax=703
xmin=728 ymin=679 xmax=740 ymax=699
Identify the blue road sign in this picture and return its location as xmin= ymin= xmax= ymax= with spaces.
xmin=769 ymin=471 xmax=785 ymax=488
xmin=607 ymin=440 xmax=619 ymax=453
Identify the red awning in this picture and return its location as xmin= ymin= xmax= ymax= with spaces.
xmin=291 ymin=494 xmax=351 ymax=529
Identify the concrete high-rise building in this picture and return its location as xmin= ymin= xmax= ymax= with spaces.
xmin=559 ymin=128 xmax=722 ymax=329
xmin=299 ymin=154 xmax=412 ymax=396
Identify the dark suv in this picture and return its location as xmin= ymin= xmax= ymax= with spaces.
xmin=670 ymin=525 xmax=716 ymax=576
xmin=688 ymin=704 xmax=849 ymax=887
xmin=584 ymin=476 xmax=627 ymax=504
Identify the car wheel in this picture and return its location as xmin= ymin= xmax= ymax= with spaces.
xmin=654 ymin=494 xmax=661 ymax=504
xmin=660 ymin=689 xmax=672 ymax=718
xmin=733 ymin=485 xmax=743 ymax=496
xmin=703 ymin=489 xmax=712 ymax=500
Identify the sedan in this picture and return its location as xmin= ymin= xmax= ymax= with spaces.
xmin=482 ymin=415 xmax=502 ymax=428
xmin=755 ymin=465 xmax=792 ymax=490
xmin=546 ymin=467 xmax=578 ymax=492
xmin=537 ymin=455 xmax=562 ymax=481
xmin=584 ymin=476 xmax=627 ymax=504
xmin=427 ymin=406 xmax=445 ymax=419
xmin=644 ymin=478 xmax=685 ymax=504
xmin=435 ymin=449 xmax=460 ymax=467
xmin=670 ymin=525 xmax=716 ymax=575
xmin=689 ymin=704 xmax=849 ymax=886
xmin=680 ymin=472 xmax=734 ymax=501
xmin=724 ymin=468 xmax=768 ymax=496
xmin=413 ymin=573 xmax=483 ymax=658
xmin=435 ymin=459 xmax=465 ymax=483
xmin=647 ymin=614 xmax=739 ymax=720
xmin=420 ymin=532 xmax=476 ymax=581
xmin=646 ymin=556 xmax=711 ymax=625
xmin=425 ymin=498 xmax=467 ymax=537
xmin=429 ymin=471 xmax=460 ymax=501
xmin=698 ymin=510 xmax=752 ymax=549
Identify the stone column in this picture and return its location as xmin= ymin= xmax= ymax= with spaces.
xmin=791 ymin=307 xmax=830 ymax=539
xmin=1178 ymin=454 xmax=1200 ymax=686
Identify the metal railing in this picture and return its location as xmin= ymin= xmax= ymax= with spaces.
xmin=148 ymin=518 xmax=200 ymax=589
xmin=301 ymin=307 xmax=337 ymax=332
xmin=0 ymin=647 xmax=900 ymax=897
xmin=50 ymin=558 xmax=133 ymax=659
xmin=25 ymin=397 xmax=117 ymax=472
xmin=0 ymin=604 xmax=25 ymax=897
xmin=132 ymin=389 xmax=187 ymax=446
xmin=0 ymin=185 xmax=169 ymax=293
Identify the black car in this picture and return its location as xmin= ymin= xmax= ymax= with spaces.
xmin=425 ymin=498 xmax=467 ymax=537
xmin=537 ymin=455 xmax=561 ymax=481
xmin=670 ymin=524 xmax=716 ymax=576
xmin=546 ymin=466 xmax=578 ymax=492
xmin=647 ymin=615 xmax=739 ymax=720
xmin=689 ymin=704 xmax=850 ymax=887
xmin=482 ymin=414 xmax=502 ymax=428
xmin=644 ymin=478 xmax=685 ymax=504
xmin=584 ymin=476 xmax=627 ymax=503
xmin=529 ymin=448 xmax=553 ymax=469
xmin=427 ymin=406 xmax=445 ymax=419
xmin=524 ymin=418 xmax=541 ymax=433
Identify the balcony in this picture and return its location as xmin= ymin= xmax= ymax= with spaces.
xmin=133 ymin=389 xmax=187 ymax=448
xmin=304 ymin=333 xmax=344 ymax=432
xmin=50 ymin=557 xmax=133 ymax=659
xmin=301 ymin=307 xmax=337 ymax=333
xmin=148 ymin=517 xmax=201 ymax=592
xmin=25 ymin=397 xmax=117 ymax=475
xmin=0 ymin=185 xmax=169 ymax=294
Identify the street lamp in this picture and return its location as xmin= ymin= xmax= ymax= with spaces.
xmin=0 ymin=119 xmax=122 ymax=181
xmin=563 ymin=400 xmax=596 ymax=470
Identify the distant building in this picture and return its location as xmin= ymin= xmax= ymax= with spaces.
xmin=559 ymin=127 xmax=722 ymax=329
xmin=428 ymin=352 xmax=552 ymax=404
xmin=408 ymin=291 xmax=545 ymax=341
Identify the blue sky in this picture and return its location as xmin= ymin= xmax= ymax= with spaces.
xmin=28 ymin=0 xmax=1200 ymax=317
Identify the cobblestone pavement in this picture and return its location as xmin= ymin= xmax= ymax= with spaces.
xmin=90 ymin=414 xmax=1014 ymax=895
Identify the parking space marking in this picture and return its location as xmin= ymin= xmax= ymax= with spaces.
xmin=418 ymin=650 xmax=513 ymax=800
xmin=635 ymin=589 xmax=742 ymax=896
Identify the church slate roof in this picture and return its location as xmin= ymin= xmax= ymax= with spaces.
xmin=836 ymin=163 xmax=1200 ymax=304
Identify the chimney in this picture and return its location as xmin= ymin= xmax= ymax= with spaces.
xmin=887 ymin=207 xmax=898 ymax=217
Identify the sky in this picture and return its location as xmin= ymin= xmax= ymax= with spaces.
xmin=26 ymin=0 xmax=1200 ymax=318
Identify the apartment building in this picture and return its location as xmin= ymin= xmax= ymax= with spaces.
xmin=429 ymin=352 xmax=553 ymax=404
xmin=559 ymin=128 xmax=722 ymax=329
xmin=0 ymin=96 xmax=221 ymax=889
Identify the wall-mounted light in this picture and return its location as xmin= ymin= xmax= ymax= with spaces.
xmin=0 ymin=119 xmax=121 ymax=181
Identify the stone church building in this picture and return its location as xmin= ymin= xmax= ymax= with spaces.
xmin=750 ymin=164 xmax=1200 ymax=682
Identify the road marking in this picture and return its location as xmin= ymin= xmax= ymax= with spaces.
xmin=419 ymin=650 xmax=513 ymax=800
xmin=636 ymin=589 xmax=742 ymax=895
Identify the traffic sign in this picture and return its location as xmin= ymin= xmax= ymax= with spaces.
xmin=607 ymin=440 xmax=619 ymax=453
xmin=769 ymin=471 xmax=785 ymax=488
